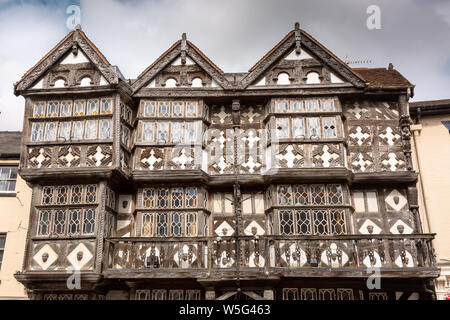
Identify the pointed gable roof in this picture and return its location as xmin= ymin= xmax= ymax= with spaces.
xmin=241 ymin=24 xmax=367 ymax=89
xmin=14 ymin=27 xmax=120 ymax=94
xmin=132 ymin=35 xmax=229 ymax=92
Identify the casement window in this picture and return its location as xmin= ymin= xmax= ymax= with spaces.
xmin=156 ymin=122 xmax=169 ymax=143
xmin=275 ymin=99 xmax=290 ymax=113
xmin=140 ymin=121 xmax=201 ymax=144
xmin=278 ymin=208 xmax=346 ymax=235
xmin=305 ymin=100 xmax=320 ymax=112
xmin=275 ymin=118 xmax=290 ymax=138
xmin=143 ymin=101 xmax=156 ymax=117
xmin=212 ymin=192 xmax=234 ymax=214
xmin=322 ymin=117 xmax=337 ymax=138
xmin=156 ymin=188 xmax=169 ymax=208
xmin=100 ymin=98 xmax=113 ymax=114
xmin=0 ymin=235 xmax=5 ymax=270
xmin=42 ymin=184 xmax=97 ymax=205
xmin=272 ymin=116 xmax=340 ymax=140
xmin=292 ymin=117 xmax=305 ymax=138
xmin=279 ymin=184 xmax=344 ymax=206
xmin=60 ymin=101 xmax=72 ymax=117
xmin=184 ymin=122 xmax=198 ymax=143
xmin=84 ymin=120 xmax=98 ymax=139
xmin=272 ymin=98 xmax=336 ymax=113
xmin=37 ymin=208 xmax=95 ymax=236
xmin=85 ymin=185 xmax=97 ymax=203
xmin=33 ymin=102 xmax=46 ymax=118
xmin=71 ymin=185 xmax=83 ymax=204
xmin=241 ymin=192 xmax=265 ymax=215
xmin=141 ymin=211 xmax=198 ymax=237
xmin=158 ymin=101 xmax=170 ymax=117
xmin=71 ymin=121 xmax=84 ymax=140
xmin=53 ymin=209 xmax=67 ymax=235
xmin=352 ymin=191 xmax=378 ymax=213
xmin=120 ymin=103 xmax=133 ymax=124
xmin=105 ymin=187 xmax=116 ymax=210
xmin=171 ymin=188 xmax=184 ymax=208
xmin=320 ymin=99 xmax=335 ymax=112
xmin=185 ymin=188 xmax=198 ymax=208
xmin=291 ymin=100 xmax=304 ymax=112
xmin=142 ymin=122 xmax=154 ymax=142
xmin=307 ymin=117 xmax=321 ymax=138
xmin=86 ymin=99 xmax=99 ymax=116
xmin=121 ymin=125 xmax=131 ymax=147
xmin=172 ymin=101 xmax=184 ymax=117
xmin=37 ymin=210 xmax=51 ymax=236
xmin=73 ymin=100 xmax=86 ymax=116
xmin=0 ymin=167 xmax=18 ymax=193
xmin=142 ymin=187 xmax=199 ymax=209
xmin=56 ymin=186 xmax=69 ymax=204
xmin=185 ymin=102 xmax=198 ymax=117
xmin=99 ymin=119 xmax=112 ymax=139
xmin=58 ymin=122 xmax=71 ymax=140
xmin=68 ymin=209 xmax=81 ymax=235
xmin=171 ymin=122 xmax=184 ymax=143
xmin=47 ymin=101 xmax=59 ymax=117
xmin=83 ymin=209 xmax=96 ymax=234
xmin=44 ymin=122 xmax=57 ymax=141
xmin=31 ymin=122 xmax=43 ymax=142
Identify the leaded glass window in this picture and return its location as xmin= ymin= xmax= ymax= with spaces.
xmin=100 ymin=98 xmax=113 ymax=114
xmin=279 ymin=210 xmax=294 ymax=235
xmin=58 ymin=122 xmax=71 ymax=141
xmin=33 ymin=102 xmax=46 ymax=118
xmin=307 ymin=117 xmax=321 ymax=138
xmin=71 ymin=121 xmax=84 ymax=140
xmin=291 ymin=100 xmax=304 ymax=112
xmin=277 ymin=185 xmax=292 ymax=205
xmin=53 ymin=209 xmax=66 ymax=235
xmin=295 ymin=210 xmax=312 ymax=234
xmin=322 ymin=117 xmax=337 ymax=138
xmin=83 ymin=209 xmax=96 ymax=234
xmin=313 ymin=210 xmax=329 ymax=235
xmin=305 ymin=100 xmax=319 ymax=112
xmin=275 ymin=99 xmax=290 ymax=113
xmin=275 ymin=118 xmax=289 ymax=139
xmin=37 ymin=210 xmax=51 ymax=235
xmin=99 ymin=119 xmax=111 ymax=139
xmin=170 ymin=212 xmax=183 ymax=236
xmin=56 ymin=186 xmax=68 ymax=204
xmin=44 ymin=122 xmax=57 ymax=141
xmin=71 ymin=185 xmax=82 ymax=204
xmin=121 ymin=125 xmax=130 ymax=146
xmin=42 ymin=186 xmax=54 ymax=204
xmin=156 ymin=212 xmax=168 ymax=236
xmin=156 ymin=122 xmax=169 ymax=143
xmin=68 ymin=209 xmax=81 ymax=235
xmin=171 ymin=122 xmax=184 ymax=143
xmin=186 ymin=102 xmax=197 ymax=117
xmin=171 ymin=188 xmax=184 ymax=208
xmin=142 ymin=122 xmax=154 ymax=142
xmin=143 ymin=101 xmax=156 ymax=117
xmin=320 ymin=99 xmax=335 ymax=112
xmin=85 ymin=185 xmax=97 ymax=203
xmin=292 ymin=117 xmax=305 ymax=138
xmin=156 ymin=188 xmax=169 ymax=208
xmin=143 ymin=188 xmax=155 ymax=208
xmin=31 ymin=122 xmax=43 ymax=142
xmin=87 ymin=99 xmax=99 ymax=116
xmin=327 ymin=185 xmax=343 ymax=204
xmin=184 ymin=122 xmax=198 ymax=143
xmin=294 ymin=185 xmax=309 ymax=205
xmin=142 ymin=213 xmax=154 ymax=236
xmin=85 ymin=120 xmax=98 ymax=139
xmin=47 ymin=101 xmax=59 ymax=117
xmin=310 ymin=185 xmax=326 ymax=205
xmin=158 ymin=101 xmax=170 ymax=117
xmin=60 ymin=101 xmax=72 ymax=117
xmin=185 ymin=188 xmax=197 ymax=208
xmin=330 ymin=209 xmax=346 ymax=235
xmin=73 ymin=100 xmax=85 ymax=116
xmin=186 ymin=212 xmax=197 ymax=236
xmin=172 ymin=102 xmax=184 ymax=117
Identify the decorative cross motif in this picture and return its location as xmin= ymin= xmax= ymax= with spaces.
xmin=241 ymin=130 xmax=260 ymax=148
xmin=318 ymin=145 xmax=340 ymax=167
xmin=276 ymin=145 xmax=302 ymax=168
xmin=349 ymin=126 xmax=370 ymax=146
xmin=346 ymin=102 xmax=367 ymax=119
xmin=171 ymin=148 xmax=194 ymax=169
xmin=381 ymin=153 xmax=403 ymax=171
xmin=241 ymin=156 xmax=261 ymax=174
xmin=142 ymin=149 xmax=163 ymax=170
xmin=379 ymin=127 xmax=400 ymax=146
xmin=214 ymin=106 xmax=229 ymax=124
xmin=241 ymin=106 xmax=260 ymax=124
xmin=351 ymin=153 xmax=373 ymax=172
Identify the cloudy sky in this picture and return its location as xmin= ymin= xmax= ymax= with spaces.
xmin=1 ymin=0 xmax=449 ymax=131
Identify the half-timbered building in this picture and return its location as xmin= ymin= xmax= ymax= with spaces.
xmin=13 ymin=23 xmax=438 ymax=300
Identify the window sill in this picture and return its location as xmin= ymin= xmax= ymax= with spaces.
xmin=0 ymin=193 xmax=16 ymax=197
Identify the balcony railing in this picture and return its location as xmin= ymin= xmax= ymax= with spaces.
xmin=104 ymin=234 xmax=436 ymax=276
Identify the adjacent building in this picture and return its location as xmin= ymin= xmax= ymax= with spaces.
xmin=0 ymin=131 xmax=30 ymax=299
xmin=410 ymin=99 xmax=450 ymax=300
xmin=12 ymin=24 xmax=439 ymax=300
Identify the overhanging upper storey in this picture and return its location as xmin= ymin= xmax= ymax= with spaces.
xmin=132 ymin=33 xmax=230 ymax=94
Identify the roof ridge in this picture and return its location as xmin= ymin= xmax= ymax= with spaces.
xmin=137 ymin=40 xmax=181 ymax=78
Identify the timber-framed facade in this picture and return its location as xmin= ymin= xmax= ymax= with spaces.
xmin=13 ymin=23 xmax=439 ymax=300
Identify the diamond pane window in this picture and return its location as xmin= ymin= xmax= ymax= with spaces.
xmin=87 ymin=99 xmax=99 ymax=116
xmin=33 ymin=102 xmax=46 ymax=118
xmin=71 ymin=121 xmax=84 ymax=140
xmin=294 ymin=185 xmax=309 ymax=205
xmin=60 ymin=101 xmax=72 ymax=117
xmin=156 ymin=212 xmax=168 ymax=236
xmin=295 ymin=210 xmax=312 ymax=235
xmin=99 ymin=119 xmax=112 ymax=139
xmin=171 ymin=212 xmax=183 ymax=236
xmin=42 ymin=186 xmax=54 ymax=204
xmin=277 ymin=185 xmax=293 ymax=206
xmin=100 ymin=98 xmax=113 ymax=114
xmin=82 ymin=209 xmax=96 ymax=234
xmin=31 ymin=122 xmax=43 ymax=142
xmin=311 ymin=185 xmax=326 ymax=205
xmin=330 ymin=209 xmax=346 ymax=235
xmin=142 ymin=122 xmax=154 ymax=142
xmin=143 ymin=188 xmax=155 ymax=208
xmin=156 ymin=188 xmax=169 ymax=208
xmin=322 ymin=117 xmax=337 ymax=138
xmin=292 ymin=117 xmax=305 ymax=138
xmin=171 ymin=122 xmax=184 ymax=143
xmin=71 ymin=185 xmax=82 ymax=204
xmin=37 ymin=210 xmax=51 ymax=236
xmin=313 ymin=210 xmax=329 ymax=235
xmin=275 ymin=118 xmax=289 ymax=139
xmin=171 ymin=188 xmax=184 ymax=208
xmin=186 ymin=102 xmax=197 ymax=117
xmin=172 ymin=102 xmax=184 ymax=117
xmin=186 ymin=212 xmax=197 ymax=236
xmin=56 ymin=186 xmax=68 ymax=204
xmin=68 ymin=209 xmax=81 ymax=235
xmin=85 ymin=120 xmax=98 ymax=139
xmin=143 ymin=101 xmax=156 ymax=117
xmin=185 ymin=188 xmax=198 ymax=208
xmin=307 ymin=117 xmax=321 ymax=138
xmin=327 ymin=185 xmax=343 ymax=204
xmin=58 ymin=122 xmax=71 ymax=141
xmin=279 ymin=210 xmax=294 ymax=235
xmin=142 ymin=213 xmax=154 ymax=236
xmin=47 ymin=101 xmax=59 ymax=117
xmin=85 ymin=184 xmax=97 ymax=203
xmin=73 ymin=100 xmax=86 ymax=116
xmin=53 ymin=209 xmax=66 ymax=235
xmin=44 ymin=122 xmax=57 ymax=141
xmin=156 ymin=122 xmax=169 ymax=143
xmin=158 ymin=102 xmax=170 ymax=117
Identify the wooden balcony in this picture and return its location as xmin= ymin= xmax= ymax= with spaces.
xmin=103 ymin=234 xmax=438 ymax=279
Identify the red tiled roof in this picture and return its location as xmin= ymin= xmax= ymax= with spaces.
xmin=409 ymin=99 xmax=450 ymax=108
xmin=352 ymin=68 xmax=413 ymax=89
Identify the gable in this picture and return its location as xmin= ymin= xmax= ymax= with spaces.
xmin=132 ymin=37 xmax=229 ymax=92
xmin=241 ymin=26 xmax=366 ymax=89
xmin=14 ymin=28 xmax=120 ymax=94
